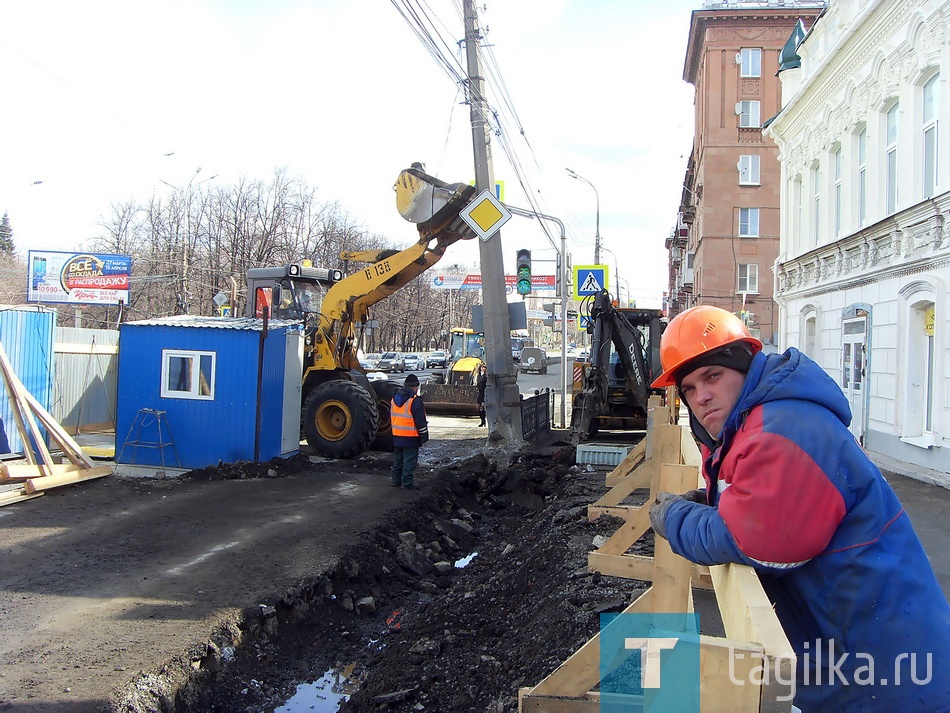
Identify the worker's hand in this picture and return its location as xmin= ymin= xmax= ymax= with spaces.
xmin=681 ymin=488 xmax=708 ymax=504
xmin=649 ymin=491 xmax=683 ymax=540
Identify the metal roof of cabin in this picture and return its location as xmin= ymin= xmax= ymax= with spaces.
xmin=124 ymin=315 xmax=301 ymax=331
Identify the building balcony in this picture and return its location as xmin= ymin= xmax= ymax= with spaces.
xmin=776 ymin=194 xmax=950 ymax=299
xmin=738 ymin=127 xmax=764 ymax=144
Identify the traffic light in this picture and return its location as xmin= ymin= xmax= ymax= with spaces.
xmin=516 ymin=249 xmax=532 ymax=295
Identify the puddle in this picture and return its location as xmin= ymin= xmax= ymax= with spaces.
xmin=274 ymin=663 xmax=359 ymax=712
xmin=454 ymin=551 xmax=477 ymax=568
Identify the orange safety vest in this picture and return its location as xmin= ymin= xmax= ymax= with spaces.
xmin=390 ymin=396 xmax=420 ymax=438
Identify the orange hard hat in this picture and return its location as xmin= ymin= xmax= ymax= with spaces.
xmin=652 ymin=305 xmax=763 ymax=388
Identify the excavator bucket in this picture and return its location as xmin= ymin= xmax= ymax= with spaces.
xmin=394 ymin=165 xmax=478 ymax=239
xmin=420 ymin=382 xmax=481 ymax=417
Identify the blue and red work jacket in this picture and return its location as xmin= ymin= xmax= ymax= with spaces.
xmin=663 ymin=348 xmax=950 ymax=712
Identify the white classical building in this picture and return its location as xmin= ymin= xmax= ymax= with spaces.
xmin=765 ymin=0 xmax=950 ymax=479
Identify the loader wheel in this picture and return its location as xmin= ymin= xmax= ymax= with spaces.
xmin=304 ymin=380 xmax=379 ymax=459
xmin=370 ymin=381 xmax=399 ymax=452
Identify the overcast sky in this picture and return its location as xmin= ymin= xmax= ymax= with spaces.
xmin=0 ymin=0 xmax=699 ymax=308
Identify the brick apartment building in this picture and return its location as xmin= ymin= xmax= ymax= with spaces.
xmin=667 ymin=0 xmax=824 ymax=348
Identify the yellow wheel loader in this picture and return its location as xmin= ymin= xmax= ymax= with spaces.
xmin=245 ymin=166 xmax=476 ymax=459
xmin=420 ymin=327 xmax=486 ymax=416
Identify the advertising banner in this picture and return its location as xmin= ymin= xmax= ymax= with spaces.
xmin=27 ymin=251 xmax=132 ymax=306
xmin=430 ymin=273 xmax=556 ymax=292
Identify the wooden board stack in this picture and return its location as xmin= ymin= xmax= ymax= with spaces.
xmin=0 ymin=341 xmax=112 ymax=507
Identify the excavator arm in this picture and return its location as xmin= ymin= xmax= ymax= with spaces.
xmin=311 ymin=167 xmax=477 ymax=366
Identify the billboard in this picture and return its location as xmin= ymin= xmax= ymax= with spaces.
xmin=429 ymin=273 xmax=556 ymax=292
xmin=27 ymin=251 xmax=132 ymax=306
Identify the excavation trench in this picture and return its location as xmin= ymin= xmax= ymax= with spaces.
xmin=114 ymin=447 xmax=653 ymax=713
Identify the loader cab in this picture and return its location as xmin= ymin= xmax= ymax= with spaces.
xmin=245 ymin=265 xmax=344 ymax=322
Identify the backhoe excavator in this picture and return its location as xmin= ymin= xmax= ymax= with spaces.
xmin=570 ymin=290 xmax=668 ymax=444
xmin=245 ymin=166 xmax=477 ymax=459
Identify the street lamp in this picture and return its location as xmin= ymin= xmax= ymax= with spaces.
xmin=503 ymin=203 xmax=570 ymax=429
xmin=600 ymin=245 xmax=623 ymax=304
xmin=160 ymin=168 xmax=217 ymax=314
xmin=565 ymin=168 xmax=601 ymax=265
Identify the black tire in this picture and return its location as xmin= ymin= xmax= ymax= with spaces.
xmin=370 ymin=381 xmax=400 ymax=452
xmin=303 ymin=380 xmax=379 ymax=459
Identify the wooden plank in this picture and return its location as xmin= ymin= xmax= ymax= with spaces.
xmin=700 ymin=635 xmax=766 ymax=712
xmin=710 ymin=563 xmax=796 ymax=709
xmin=527 ymin=588 xmax=654 ymax=698
xmin=0 ymin=489 xmax=43 ymax=507
xmin=591 ymin=459 xmax=654 ymax=508
xmin=587 ymin=504 xmax=637 ymax=520
xmin=24 ymin=466 xmax=112 ymax=494
xmin=592 ymin=504 xmax=651 ymax=555
xmin=1 ymin=463 xmax=83 ymax=481
xmin=18 ymin=387 xmax=95 ymax=468
xmin=588 ymin=552 xmax=655 ymax=581
xmin=519 ymin=692 xmax=601 ymax=712
xmin=0 ymin=343 xmax=55 ymax=470
xmin=650 ymin=464 xmax=696 ymax=614
xmin=604 ymin=439 xmax=646 ymax=487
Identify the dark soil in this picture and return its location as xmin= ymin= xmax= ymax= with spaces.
xmin=166 ymin=445 xmax=653 ymax=713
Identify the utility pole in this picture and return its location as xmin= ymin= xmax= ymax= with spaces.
xmin=463 ymin=0 xmax=522 ymax=442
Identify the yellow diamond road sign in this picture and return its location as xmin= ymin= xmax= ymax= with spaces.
xmin=459 ymin=189 xmax=512 ymax=242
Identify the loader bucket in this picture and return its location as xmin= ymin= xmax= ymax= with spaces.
xmin=420 ymin=383 xmax=481 ymax=416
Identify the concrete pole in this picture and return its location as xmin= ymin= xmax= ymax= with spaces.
xmin=463 ymin=0 xmax=522 ymax=441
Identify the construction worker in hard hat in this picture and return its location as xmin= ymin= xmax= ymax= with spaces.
xmin=648 ymin=305 xmax=950 ymax=711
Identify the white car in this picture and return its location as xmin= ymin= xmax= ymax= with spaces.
xmin=366 ymin=371 xmax=389 ymax=382
xmin=403 ymin=354 xmax=422 ymax=370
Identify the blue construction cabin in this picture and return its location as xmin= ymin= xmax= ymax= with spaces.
xmin=115 ymin=316 xmax=304 ymax=469
xmin=0 ymin=306 xmax=56 ymax=456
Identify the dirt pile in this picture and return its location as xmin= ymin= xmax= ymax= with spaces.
xmin=149 ymin=446 xmax=652 ymax=713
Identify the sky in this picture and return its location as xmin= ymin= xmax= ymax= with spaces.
xmin=0 ymin=0 xmax=700 ymax=309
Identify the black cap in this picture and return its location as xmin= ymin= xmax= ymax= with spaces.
xmin=404 ymin=373 xmax=420 ymax=387
xmin=674 ymin=343 xmax=754 ymax=387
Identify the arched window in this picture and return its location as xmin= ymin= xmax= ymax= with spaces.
xmin=923 ymin=74 xmax=940 ymax=199
xmin=855 ymin=126 xmax=867 ymax=226
xmin=885 ymin=102 xmax=900 ymax=213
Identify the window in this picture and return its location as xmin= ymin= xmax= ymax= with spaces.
xmin=738 ymin=100 xmax=760 ymax=128
xmin=161 ymin=349 xmax=215 ymax=400
xmin=794 ymin=174 xmax=803 ymax=247
xmin=740 ymin=48 xmax=762 ymax=78
xmin=811 ymin=163 xmax=821 ymax=246
xmin=738 ymin=264 xmax=758 ymax=293
xmin=833 ymin=146 xmax=842 ymax=237
xmin=738 ymin=155 xmax=761 ymax=184
xmin=857 ymin=128 xmax=867 ymax=226
xmin=739 ymin=207 xmax=760 ymax=236
xmin=885 ymin=103 xmax=899 ymax=213
xmin=923 ymin=74 xmax=939 ymax=199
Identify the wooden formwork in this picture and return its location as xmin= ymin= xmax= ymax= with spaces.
xmin=518 ymin=396 xmax=795 ymax=712
xmin=0 ymin=341 xmax=112 ymax=506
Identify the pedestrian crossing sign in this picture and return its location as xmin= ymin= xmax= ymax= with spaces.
xmin=574 ymin=265 xmax=609 ymax=300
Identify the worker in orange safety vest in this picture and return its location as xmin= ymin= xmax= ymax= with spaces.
xmin=390 ymin=373 xmax=429 ymax=489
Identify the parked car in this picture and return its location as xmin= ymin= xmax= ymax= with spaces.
xmin=403 ymin=354 xmax=422 ymax=371
xmin=426 ymin=350 xmax=448 ymax=369
xmin=376 ymin=352 xmax=406 ymax=373
xmin=519 ymin=347 xmax=549 ymax=374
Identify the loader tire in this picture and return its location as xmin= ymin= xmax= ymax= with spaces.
xmin=370 ymin=381 xmax=399 ymax=452
xmin=304 ymin=380 xmax=379 ymax=459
